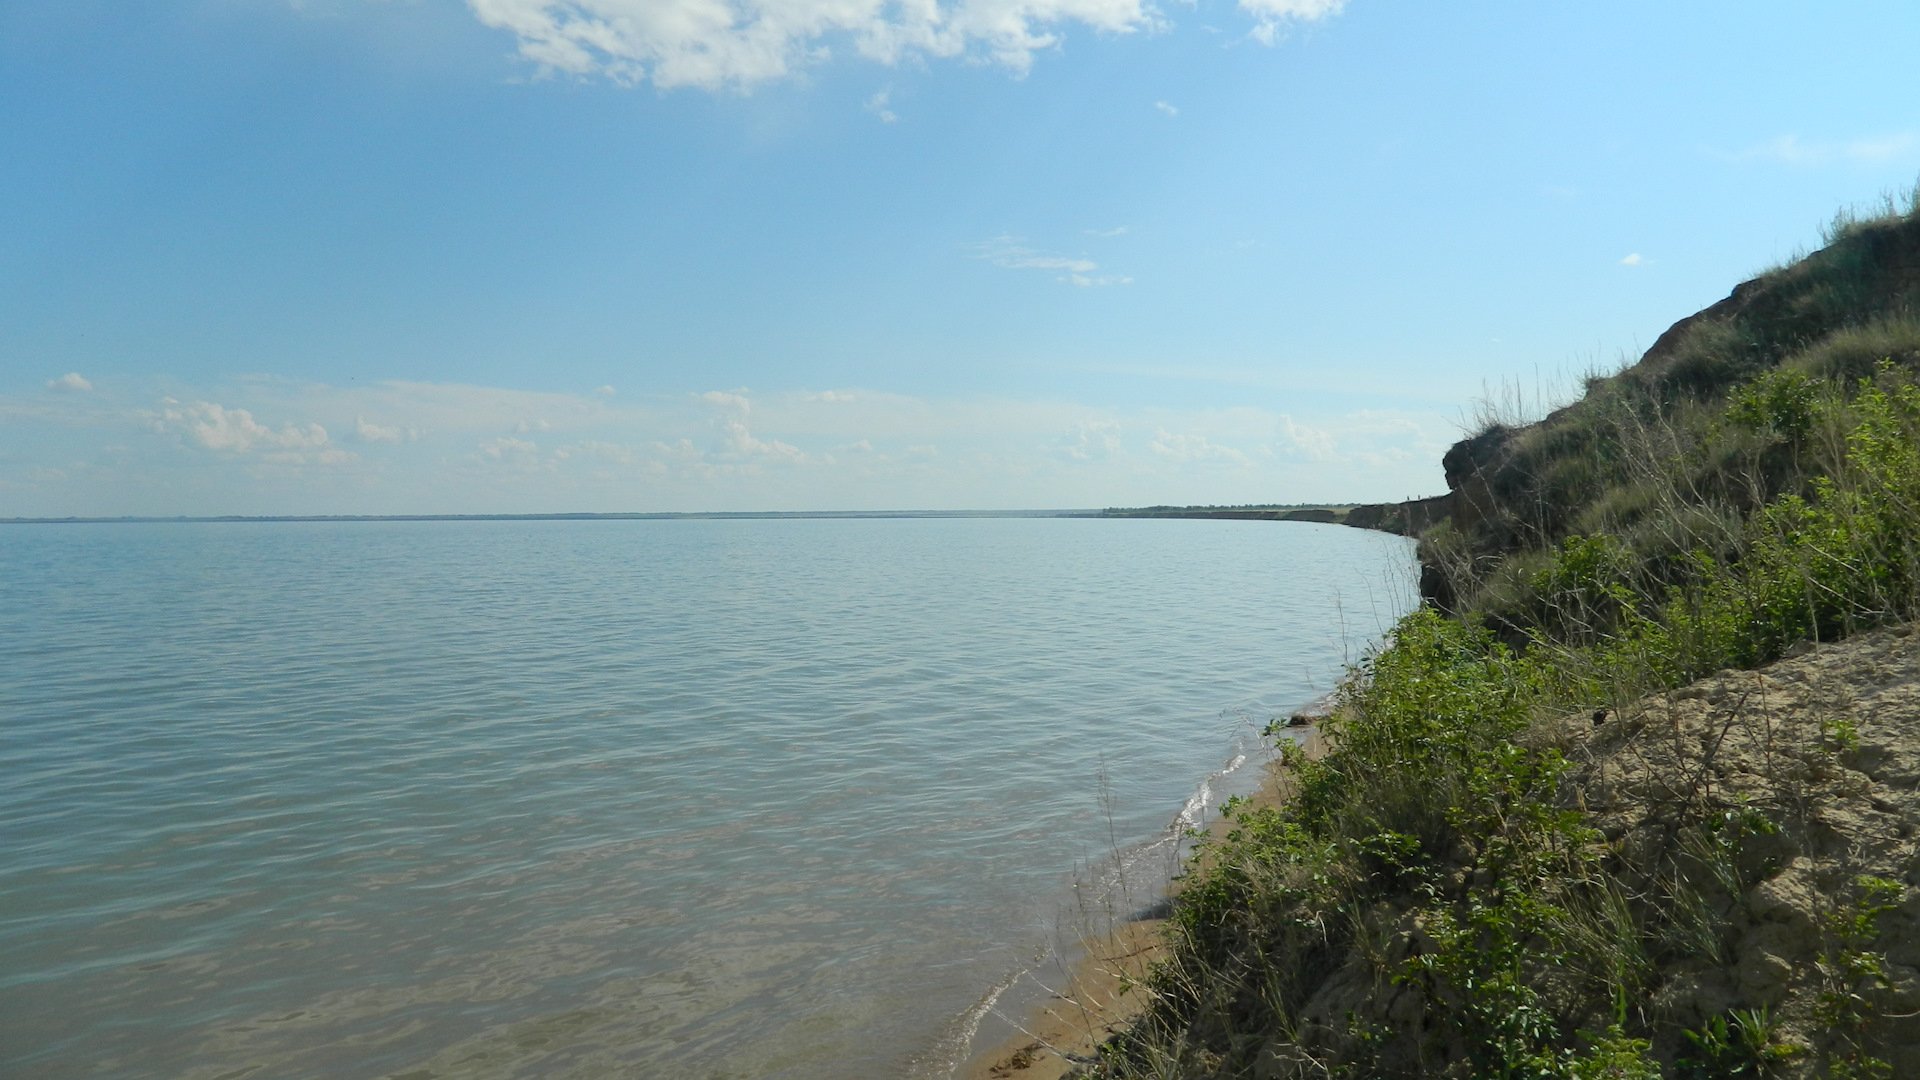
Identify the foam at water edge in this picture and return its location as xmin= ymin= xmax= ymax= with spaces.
xmin=943 ymin=732 xmax=1285 ymax=1076
xmin=929 ymin=969 xmax=1024 ymax=1078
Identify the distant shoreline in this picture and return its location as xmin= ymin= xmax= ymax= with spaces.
xmin=0 ymin=506 xmax=1367 ymax=526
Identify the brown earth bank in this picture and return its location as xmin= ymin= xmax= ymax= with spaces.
xmin=1265 ymin=628 xmax=1920 ymax=1078
xmin=1539 ymin=622 xmax=1920 ymax=1075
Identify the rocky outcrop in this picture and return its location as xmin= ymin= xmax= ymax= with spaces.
xmin=1343 ymin=494 xmax=1450 ymax=537
xmin=1278 ymin=508 xmax=1339 ymax=523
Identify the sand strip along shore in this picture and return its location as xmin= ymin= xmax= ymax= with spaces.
xmin=960 ymin=726 xmax=1331 ymax=1080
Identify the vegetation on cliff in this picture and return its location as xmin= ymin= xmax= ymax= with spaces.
xmin=1086 ymin=193 xmax=1920 ymax=1078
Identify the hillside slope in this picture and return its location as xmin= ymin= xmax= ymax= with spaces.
xmin=1423 ymin=204 xmax=1920 ymax=624
xmin=1083 ymin=196 xmax=1920 ymax=1078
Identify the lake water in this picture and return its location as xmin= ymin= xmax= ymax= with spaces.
xmin=0 ymin=517 xmax=1417 ymax=1078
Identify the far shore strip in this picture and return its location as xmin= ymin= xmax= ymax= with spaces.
xmin=960 ymin=725 xmax=1331 ymax=1080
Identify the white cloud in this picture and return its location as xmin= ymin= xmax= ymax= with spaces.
xmin=1619 ymin=252 xmax=1644 ymax=267
xmin=865 ymin=90 xmax=898 ymax=124
xmin=724 ymin=418 xmax=806 ymax=461
xmin=47 ymin=372 xmax=93 ymax=393
xmin=467 ymin=0 xmax=1171 ymax=91
xmin=482 ymin=435 xmax=540 ymax=460
xmin=699 ymin=389 xmax=753 ymax=412
xmin=355 ymin=415 xmax=408 ymax=443
xmin=1729 ymin=132 xmax=1920 ymax=167
xmin=1278 ymin=414 xmax=1334 ymax=460
xmin=593 ymin=384 xmax=617 ymax=396
xmin=1241 ymin=0 xmax=1346 ymax=44
xmin=553 ymin=439 xmax=638 ymax=465
xmin=1148 ymin=430 xmax=1249 ymax=464
xmin=1060 ymin=419 xmax=1122 ymax=461
xmin=973 ymin=235 xmax=1130 ymax=286
xmin=1154 ymin=100 xmax=1178 ymax=117
xmin=154 ymin=400 xmax=337 ymax=457
xmin=1084 ymin=225 xmax=1129 ymax=238
xmin=974 ymin=235 xmax=1096 ymax=274
xmin=688 ymin=388 xmax=807 ymax=461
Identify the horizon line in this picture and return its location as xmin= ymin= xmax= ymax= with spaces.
xmin=0 ymin=509 xmax=1104 ymax=525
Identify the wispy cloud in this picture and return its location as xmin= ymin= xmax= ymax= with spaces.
xmin=1149 ymin=430 xmax=1249 ymax=465
xmin=1618 ymin=252 xmax=1644 ymax=267
xmin=1278 ymin=414 xmax=1335 ymax=461
xmin=1084 ymin=225 xmax=1129 ymax=238
xmin=46 ymin=372 xmax=92 ymax=393
xmin=972 ymin=235 xmax=1131 ymax=287
xmin=864 ymin=90 xmax=898 ymax=124
xmin=552 ymin=439 xmax=641 ymax=466
xmin=1154 ymin=100 xmax=1178 ymax=117
xmin=973 ymin=235 xmax=1096 ymax=274
xmin=481 ymin=435 xmax=539 ymax=461
xmin=1059 ymin=420 xmax=1122 ymax=461
xmin=465 ymin=0 xmax=1342 ymax=91
xmin=1240 ymin=0 xmax=1347 ymax=45
xmin=1725 ymin=132 xmax=1920 ymax=167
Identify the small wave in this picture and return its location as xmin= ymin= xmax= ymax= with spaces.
xmin=1174 ymin=778 xmax=1213 ymax=832
xmin=936 ymin=967 xmax=1023 ymax=1078
xmin=1170 ymin=743 xmax=1257 ymax=836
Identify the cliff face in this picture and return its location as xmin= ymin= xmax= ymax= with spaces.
xmin=1342 ymin=494 xmax=1449 ymax=536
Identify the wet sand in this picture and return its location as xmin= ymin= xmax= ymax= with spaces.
xmin=959 ymin=726 xmax=1330 ymax=1079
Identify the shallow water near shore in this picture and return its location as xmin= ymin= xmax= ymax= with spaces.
xmin=1 ymin=517 xmax=1416 ymax=1078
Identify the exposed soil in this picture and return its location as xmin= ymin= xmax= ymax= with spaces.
xmin=1550 ymin=621 xmax=1920 ymax=1073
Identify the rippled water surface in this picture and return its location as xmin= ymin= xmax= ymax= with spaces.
xmin=1 ymin=518 xmax=1417 ymax=1078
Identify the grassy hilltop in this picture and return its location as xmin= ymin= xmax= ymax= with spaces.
xmin=1085 ymin=195 xmax=1920 ymax=1078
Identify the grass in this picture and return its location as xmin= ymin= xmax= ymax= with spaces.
xmin=1074 ymin=198 xmax=1920 ymax=1077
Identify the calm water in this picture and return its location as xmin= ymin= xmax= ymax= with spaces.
xmin=1 ymin=518 xmax=1417 ymax=1079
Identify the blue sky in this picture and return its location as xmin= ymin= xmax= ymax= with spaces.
xmin=4 ymin=0 xmax=1919 ymax=515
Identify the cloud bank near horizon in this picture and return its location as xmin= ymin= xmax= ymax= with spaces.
xmin=2 ymin=373 xmax=1448 ymax=517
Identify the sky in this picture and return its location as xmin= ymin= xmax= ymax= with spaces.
xmin=4 ymin=1 xmax=1919 ymax=516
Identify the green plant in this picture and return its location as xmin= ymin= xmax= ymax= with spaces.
xmin=1727 ymin=369 xmax=1822 ymax=442
xmin=1677 ymin=1007 xmax=1802 ymax=1077
xmin=1813 ymin=875 xmax=1904 ymax=1078
xmin=1566 ymin=1026 xmax=1663 ymax=1079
